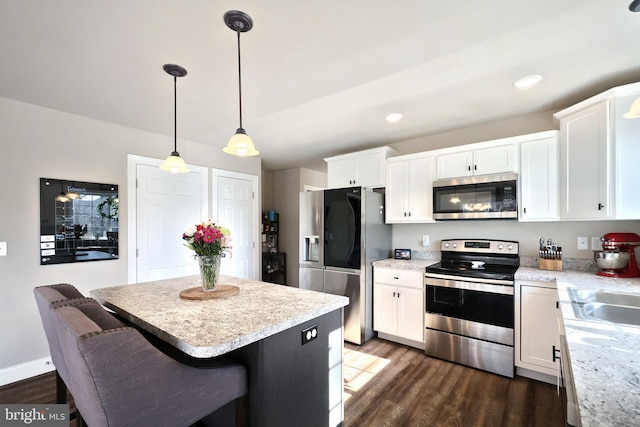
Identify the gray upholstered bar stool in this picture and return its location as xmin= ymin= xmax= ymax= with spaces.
xmin=33 ymin=284 xmax=88 ymax=403
xmin=48 ymin=300 xmax=248 ymax=427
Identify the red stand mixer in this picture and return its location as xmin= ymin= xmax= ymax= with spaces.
xmin=595 ymin=232 xmax=640 ymax=278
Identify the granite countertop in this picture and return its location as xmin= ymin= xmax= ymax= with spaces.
xmin=91 ymin=275 xmax=348 ymax=358
xmin=516 ymin=267 xmax=640 ymax=427
xmin=372 ymin=258 xmax=438 ymax=270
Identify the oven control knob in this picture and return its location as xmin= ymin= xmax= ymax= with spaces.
xmin=498 ymin=244 xmax=504 ymax=250
xmin=452 ymin=243 xmax=458 ymax=248
xmin=507 ymin=244 xmax=514 ymax=251
xmin=444 ymin=243 xmax=450 ymax=248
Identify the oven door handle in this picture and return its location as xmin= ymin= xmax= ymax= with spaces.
xmin=425 ymin=277 xmax=514 ymax=296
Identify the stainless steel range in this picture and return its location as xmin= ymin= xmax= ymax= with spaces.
xmin=424 ymin=239 xmax=519 ymax=378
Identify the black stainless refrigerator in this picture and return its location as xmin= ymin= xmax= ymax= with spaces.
xmin=299 ymin=187 xmax=391 ymax=345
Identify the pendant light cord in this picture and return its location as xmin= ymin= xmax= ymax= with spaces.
xmin=173 ymin=75 xmax=178 ymax=152
xmin=237 ymin=29 xmax=243 ymax=130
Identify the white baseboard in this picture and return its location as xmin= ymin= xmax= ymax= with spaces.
xmin=377 ymin=332 xmax=425 ymax=350
xmin=516 ymin=366 xmax=558 ymax=386
xmin=0 ymin=357 xmax=55 ymax=387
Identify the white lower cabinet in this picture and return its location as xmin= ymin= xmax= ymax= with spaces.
xmin=515 ymin=280 xmax=561 ymax=381
xmin=373 ymin=267 xmax=424 ymax=348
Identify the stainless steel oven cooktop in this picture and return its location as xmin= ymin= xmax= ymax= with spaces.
xmin=424 ymin=239 xmax=520 ymax=378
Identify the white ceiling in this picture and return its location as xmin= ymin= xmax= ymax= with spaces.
xmin=1 ymin=1 xmax=639 ymax=171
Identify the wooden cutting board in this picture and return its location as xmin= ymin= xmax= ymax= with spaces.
xmin=179 ymin=285 xmax=240 ymax=300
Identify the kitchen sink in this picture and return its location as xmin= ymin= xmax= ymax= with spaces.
xmin=568 ymin=288 xmax=640 ymax=327
xmin=568 ymin=289 xmax=640 ymax=308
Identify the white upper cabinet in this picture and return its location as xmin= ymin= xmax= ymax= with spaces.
xmin=436 ymin=144 xmax=518 ymax=179
xmin=554 ymin=82 xmax=640 ymax=220
xmin=325 ymin=146 xmax=397 ymax=189
xmin=613 ymin=92 xmax=640 ymax=219
xmin=435 ymin=151 xmax=473 ymax=179
xmin=386 ymin=155 xmax=435 ymax=223
xmin=557 ymin=101 xmax=612 ymax=220
xmin=519 ymin=132 xmax=559 ymax=221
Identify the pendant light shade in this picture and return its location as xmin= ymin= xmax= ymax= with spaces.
xmin=223 ymin=10 xmax=259 ymax=157
xmin=623 ymin=96 xmax=640 ymax=119
xmin=160 ymin=64 xmax=190 ymax=173
xmin=223 ymin=128 xmax=259 ymax=156
xmin=160 ymin=152 xmax=189 ymax=173
xmin=55 ymin=192 xmax=70 ymax=203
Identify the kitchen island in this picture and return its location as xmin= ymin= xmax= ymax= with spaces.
xmin=515 ymin=267 xmax=640 ymax=427
xmin=91 ymin=275 xmax=349 ymax=427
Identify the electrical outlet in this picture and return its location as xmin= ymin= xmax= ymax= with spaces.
xmin=591 ymin=237 xmax=603 ymax=251
xmin=301 ymin=324 xmax=318 ymax=345
xmin=422 ymin=235 xmax=429 ymax=247
xmin=0 ymin=242 xmax=6 ymax=257
xmin=577 ymin=237 xmax=589 ymax=250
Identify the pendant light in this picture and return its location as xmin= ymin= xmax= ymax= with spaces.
xmin=55 ymin=183 xmax=70 ymax=203
xmin=223 ymin=10 xmax=259 ymax=157
xmin=160 ymin=64 xmax=190 ymax=173
xmin=65 ymin=182 xmax=80 ymax=200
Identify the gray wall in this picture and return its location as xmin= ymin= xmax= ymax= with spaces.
xmin=390 ymin=110 xmax=556 ymax=156
xmin=394 ymin=221 xmax=640 ymax=261
xmin=0 ymin=97 xmax=260 ymax=377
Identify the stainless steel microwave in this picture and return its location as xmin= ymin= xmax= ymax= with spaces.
xmin=432 ymin=173 xmax=517 ymax=220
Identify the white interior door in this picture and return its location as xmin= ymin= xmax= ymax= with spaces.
xmin=128 ymin=155 xmax=208 ymax=283
xmin=212 ymin=169 xmax=258 ymax=280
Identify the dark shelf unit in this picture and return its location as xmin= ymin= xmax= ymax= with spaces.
xmin=262 ymin=252 xmax=286 ymax=285
xmin=262 ymin=212 xmax=286 ymax=285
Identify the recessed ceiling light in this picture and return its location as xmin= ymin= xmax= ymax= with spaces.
xmin=513 ymin=75 xmax=543 ymax=89
xmin=385 ymin=113 xmax=403 ymax=123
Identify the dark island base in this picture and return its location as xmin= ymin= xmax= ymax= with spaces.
xmin=228 ymin=309 xmax=344 ymax=427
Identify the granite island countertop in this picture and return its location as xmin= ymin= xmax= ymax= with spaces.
xmin=91 ymin=275 xmax=349 ymax=358
xmin=516 ymin=267 xmax=640 ymax=427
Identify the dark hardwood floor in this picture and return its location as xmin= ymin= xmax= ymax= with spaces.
xmin=344 ymin=338 xmax=564 ymax=427
xmin=0 ymin=338 xmax=563 ymax=427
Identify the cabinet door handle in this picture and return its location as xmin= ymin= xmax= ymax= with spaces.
xmin=408 ymin=212 xmax=411 ymax=217
xmin=403 ymin=212 xmax=407 ymax=217
xmin=523 ymin=207 xmax=527 ymax=214
xmin=474 ymin=164 xmax=477 ymax=171
xmin=552 ymin=345 xmax=561 ymax=363
xmin=392 ymin=291 xmax=396 ymax=297
xmin=598 ymin=203 xmax=604 ymax=210
xmin=393 ymin=276 xmax=399 ymax=280
xmin=397 ymin=292 xmax=400 ymax=298
xmin=467 ymin=165 xmax=471 ymax=171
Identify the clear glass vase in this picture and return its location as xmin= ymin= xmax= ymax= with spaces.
xmin=197 ymin=255 xmax=222 ymax=291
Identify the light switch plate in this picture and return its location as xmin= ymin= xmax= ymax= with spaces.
xmin=0 ymin=241 xmax=7 ymax=256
